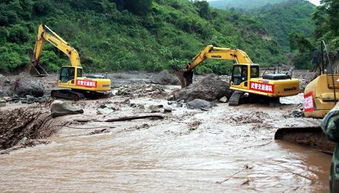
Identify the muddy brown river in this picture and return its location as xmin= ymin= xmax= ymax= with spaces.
xmin=0 ymin=93 xmax=332 ymax=192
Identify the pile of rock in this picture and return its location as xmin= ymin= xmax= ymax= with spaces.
xmin=171 ymin=74 xmax=232 ymax=102
xmin=114 ymin=84 xmax=167 ymax=98
xmin=12 ymin=78 xmax=45 ymax=97
xmin=0 ymin=76 xmax=48 ymax=105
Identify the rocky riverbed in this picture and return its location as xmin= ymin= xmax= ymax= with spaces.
xmin=0 ymin=70 xmax=331 ymax=192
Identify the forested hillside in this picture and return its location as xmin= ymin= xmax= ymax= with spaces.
xmin=208 ymin=0 xmax=288 ymax=10
xmin=255 ymin=0 xmax=316 ymax=51
xmin=208 ymin=0 xmax=317 ymax=68
xmin=288 ymin=0 xmax=339 ymax=69
xmin=0 ymin=0 xmax=283 ymax=73
xmin=0 ymin=0 xmax=331 ymax=73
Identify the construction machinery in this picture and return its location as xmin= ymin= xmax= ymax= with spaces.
xmin=30 ymin=24 xmax=111 ymax=100
xmin=321 ymin=104 xmax=339 ymax=193
xmin=177 ymin=45 xmax=300 ymax=105
xmin=275 ymin=41 xmax=338 ymax=153
xmin=303 ymin=41 xmax=339 ymax=118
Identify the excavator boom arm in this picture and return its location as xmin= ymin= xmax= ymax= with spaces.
xmin=184 ymin=45 xmax=253 ymax=71
xmin=205 ymin=47 xmax=253 ymax=64
xmin=178 ymin=45 xmax=253 ymax=87
xmin=31 ymin=24 xmax=81 ymax=76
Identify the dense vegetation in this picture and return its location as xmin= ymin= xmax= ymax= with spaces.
xmin=208 ymin=0 xmax=288 ymax=10
xmin=0 ymin=0 xmax=333 ymax=74
xmin=312 ymin=0 xmax=338 ymax=49
xmin=0 ymin=0 xmax=285 ymax=74
xmin=209 ymin=0 xmax=317 ymax=68
xmin=288 ymin=0 xmax=339 ymax=69
xmin=255 ymin=0 xmax=316 ymax=52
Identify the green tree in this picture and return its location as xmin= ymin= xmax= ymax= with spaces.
xmin=0 ymin=10 xmax=18 ymax=26
xmin=322 ymin=0 xmax=339 ymax=35
xmin=115 ymin=0 xmax=152 ymax=16
xmin=33 ymin=0 xmax=52 ymax=16
xmin=289 ymin=32 xmax=315 ymax=69
xmin=7 ymin=25 xmax=29 ymax=43
xmin=0 ymin=27 xmax=8 ymax=44
xmin=194 ymin=1 xmax=211 ymax=19
xmin=289 ymin=32 xmax=315 ymax=53
xmin=313 ymin=0 xmax=339 ymax=48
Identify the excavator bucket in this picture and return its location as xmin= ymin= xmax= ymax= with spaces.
xmin=274 ymin=126 xmax=336 ymax=153
xmin=30 ymin=62 xmax=48 ymax=77
xmin=174 ymin=70 xmax=193 ymax=88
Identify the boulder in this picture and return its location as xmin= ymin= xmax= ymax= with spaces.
xmin=151 ymin=70 xmax=180 ymax=85
xmin=26 ymin=95 xmax=35 ymax=104
xmin=96 ymin=107 xmax=115 ymax=115
xmin=13 ymin=78 xmax=45 ymax=97
xmin=50 ymin=100 xmax=84 ymax=118
xmin=167 ymin=100 xmax=184 ymax=108
xmin=173 ymin=74 xmax=231 ymax=102
xmin=147 ymin=105 xmax=163 ymax=113
xmin=163 ymin=106 xmax=173 ymax=113
xmin=291 ymin=110 xmax=304 ymax=118
xmin=0 ymin=74 xmax=10 ymax=86
xmin=3 ymin=97 xmax=11 ymax=102
xmin=187 ymin=99 xmax=215 ymax=110
xmin=0 ymin=99 xmax=5 ymax=107
xmin=219 ymin=96 xmax=228 ymax=103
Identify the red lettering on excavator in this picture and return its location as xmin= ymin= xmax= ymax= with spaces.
xmin=76 ymin=80 xmax=97 ymax=88
xmin=304 ymin=92 xmax=314 ymax=112
xmin=250 ymin=82 xmax=274 ymax=93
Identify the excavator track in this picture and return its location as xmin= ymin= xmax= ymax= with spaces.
xmin=51 ymin=89 xmax=110 ymax=100
xmin=51 ymin=89 xmax=85 ymax=100
xmin=229 ymin=91 xmax=244 ymax=106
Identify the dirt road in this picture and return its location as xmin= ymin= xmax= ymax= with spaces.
xmin=0 ymin=73 xmax=331 ymax=192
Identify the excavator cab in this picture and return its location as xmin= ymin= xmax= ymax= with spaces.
xmin=231 ymin=64 xmax=259 ymax=87
xmin=59 ymin=66 xmax=82 ymax=83
xmin=231 ymin=65 xmax=247 ymax=85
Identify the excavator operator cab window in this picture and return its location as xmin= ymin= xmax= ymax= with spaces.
xmin=232 ymin=65 xmax=248 ymax=85
xmin=59 ymin=67 xmax=76 ymax=83
xmin=250 ymin=66 xmax=259 ymax=78
xmin=77 ymin=68 xmax=83 ymax=78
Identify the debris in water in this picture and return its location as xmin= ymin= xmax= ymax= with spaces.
xmin=186 ymin=99 xmax=216 ymax=110
xmin=50 ymin=100 xmax=84 ymax=118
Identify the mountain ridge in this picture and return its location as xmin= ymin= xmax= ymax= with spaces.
xmin=208 ymin=0 xmax=289 ymax=10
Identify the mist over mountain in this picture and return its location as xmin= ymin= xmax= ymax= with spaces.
xmin=208 ymin=0 xmax=289 ymax=10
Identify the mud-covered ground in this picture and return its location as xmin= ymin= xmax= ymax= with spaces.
xmin=0 ymin=71 xmax=332 ymax=192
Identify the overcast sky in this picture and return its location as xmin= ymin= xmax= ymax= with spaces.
xmin=206 ymin=0 xmax=321 ymax=6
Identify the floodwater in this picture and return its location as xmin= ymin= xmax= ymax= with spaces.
xmin=0 ymin=96 xmax=332 ymax=193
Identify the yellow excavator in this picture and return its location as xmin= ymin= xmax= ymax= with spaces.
xmin=30 ymin=24 xmax=111 ymax=100
xmin=177 ymin=45 xmax=300 ymax=105
xmin=275 ymin=41 xmax=338 ymax=153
